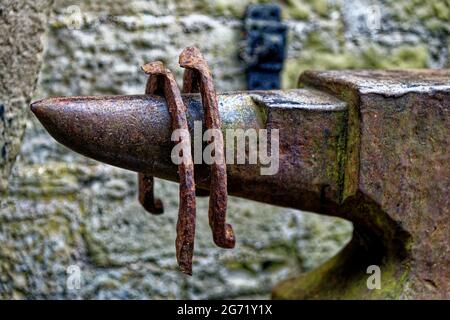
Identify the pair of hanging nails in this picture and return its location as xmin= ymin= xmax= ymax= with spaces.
xmin=138 ymin=47 xmax=235 ymax=275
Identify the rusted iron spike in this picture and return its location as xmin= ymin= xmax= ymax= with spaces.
xmin=182 ymin=65 xmax=210 ymax=198
xmin=179 ymin=47 xmax=235 ymax=249
xmin=137 ymin=71 xmax=165 ymax=214
xmin=141 ymin=61 xmax=196 ymax=275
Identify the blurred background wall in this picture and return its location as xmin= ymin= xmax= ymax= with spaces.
xmin=0 ymin=0 xmax=448 ymax=299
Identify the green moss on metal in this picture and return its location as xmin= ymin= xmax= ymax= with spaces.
xmin=319 ymin=110 xmax=348 ymax=199
xmin=335 ymin=111 xmax=348 ymax=203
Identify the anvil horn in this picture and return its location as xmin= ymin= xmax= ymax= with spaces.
xmin=30 ymin=89 xmax=347 ymax=214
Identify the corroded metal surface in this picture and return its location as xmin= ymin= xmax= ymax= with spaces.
xmin=179 ymin=47 xmax=235 ymax=249
xmin=272 ymin=69 xmax=449 ymax=299
xmin=30 ymin=89 xmax=347 ymax=214
xmin=300 ymin=69 xmax=450 ymax=96
xmin=181 ymin=51 xmax=209 ymax=198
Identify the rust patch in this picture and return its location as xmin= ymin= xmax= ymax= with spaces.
xmin=179 ymin=47 xmax=235 ymax=249
xmin=182 ymin=58 xmax=210 ymax=198
xmin=141 ymin=61 xmax=196 ymax=275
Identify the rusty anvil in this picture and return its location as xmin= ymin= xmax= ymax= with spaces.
xmin=31 ymin=70 xmax=449 ymax=299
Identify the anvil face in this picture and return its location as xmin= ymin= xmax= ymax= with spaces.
xmin=31 ymin=70 xmax=450 ymax=299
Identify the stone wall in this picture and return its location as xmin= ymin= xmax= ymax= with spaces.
xmin=1 ymin=0 xmax=448 ymax=299
xmin=0 ymin=0 xmax=53 ymax=193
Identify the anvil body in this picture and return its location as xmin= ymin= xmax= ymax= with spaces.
xmin=31 ymin=70 xmax=450 ymax=299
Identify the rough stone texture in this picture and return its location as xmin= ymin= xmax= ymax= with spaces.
xmin=0 ymin=0 xmax=53 ymax=193
xmin=1 ymin=0 xmax=448 ymax=299
xmin=2 ymin=161 xmax=351 ymax=299
xmin=34 ymin=0 xmax=449 ymax=98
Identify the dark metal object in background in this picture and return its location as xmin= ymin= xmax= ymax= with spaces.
xmin=141 ymin=61 xmax=196 ymax=275
xmin=179 ymin=47 xmax=235 ymax=249
xmin=243 ymin=4 xmax=287 ymax=90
